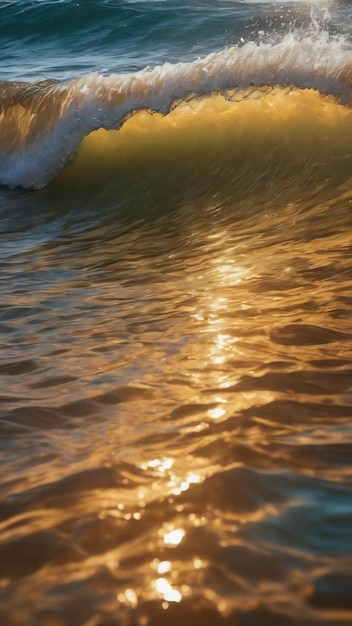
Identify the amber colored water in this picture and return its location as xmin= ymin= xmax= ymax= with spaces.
xmin=0 ymin=92 xmax=352 ymax=626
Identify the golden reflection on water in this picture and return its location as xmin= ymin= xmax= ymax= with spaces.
xmin=191 ymin=243 xmax=276 ymax=423
xmin=154 ymin=577 xmax=182 ymax=603
xmin=2 ymin=88 xmax=352 ymax=626
xmin=111 ymin=262 xmax=248 ymax=612
xmin=204 ymin=250 xmax=247 ymax=385
xmin=157 ymin=560 xmax=172 ymax=574
xmin=162 ymin=528 xmax=185 ymax=546
xmin=109 ymin=242 xmax=281 ymax=613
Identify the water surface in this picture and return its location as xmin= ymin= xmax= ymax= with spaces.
xmin=0 ymin=2 xmax=352 ymax=625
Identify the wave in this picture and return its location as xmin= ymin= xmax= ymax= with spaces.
xmin=1 ymin=30 xmax=352 ymax=189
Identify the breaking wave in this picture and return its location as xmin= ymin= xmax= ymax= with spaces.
xmin=1 ymin=29 xmax=352 ymax=189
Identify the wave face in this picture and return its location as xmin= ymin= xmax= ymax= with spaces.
xmin=1 ymin=29 xmax=352 ymax=189
xmin=1 ymin=3 xmax=352 ymax=626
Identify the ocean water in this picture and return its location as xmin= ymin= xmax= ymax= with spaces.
xmin=1 ymin=1 xmax=352 ymax=625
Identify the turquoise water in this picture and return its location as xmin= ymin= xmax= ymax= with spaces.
xmin=1 ymin=1 xmax=307 ymax=76
xmin=1 ymin=2 xmax=352 ymax=625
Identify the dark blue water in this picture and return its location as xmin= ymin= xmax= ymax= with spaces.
xmin=3 ymin=0 xmax=351 ymax=79
xmin=2 ymin=0 xmax=241 ymax=78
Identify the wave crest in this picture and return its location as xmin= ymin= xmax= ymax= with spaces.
xmin=1 ymin=30 xmax=352 ymax=189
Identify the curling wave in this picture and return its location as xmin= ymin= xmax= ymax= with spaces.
xmin=1 ymin=30 xmax=352 ymax=189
